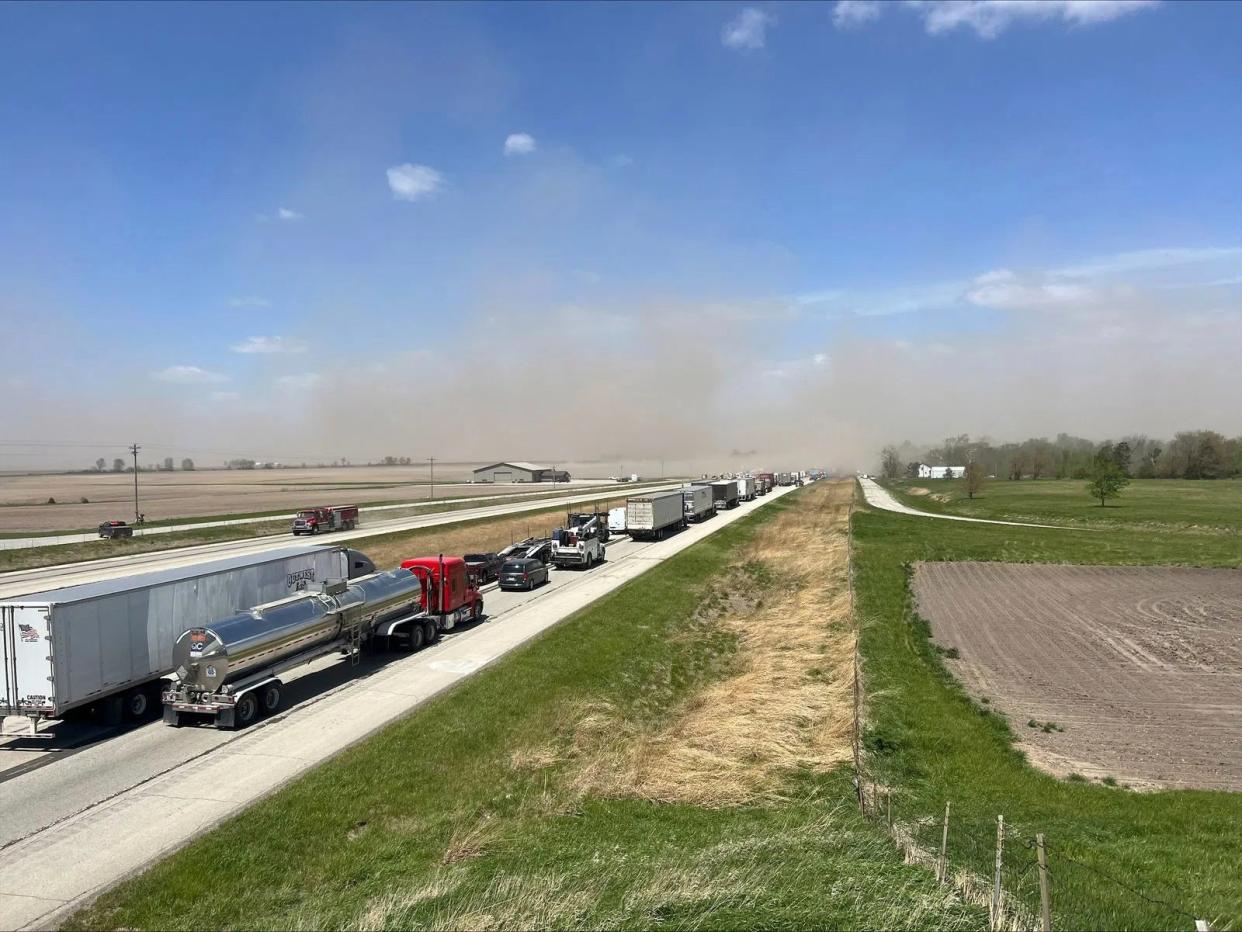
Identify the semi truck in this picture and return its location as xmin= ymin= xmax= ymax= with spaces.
xmin=292 ymin=504 xmax=360 ymax=535
xmin=735 ymin=476 xmax=757 ymax=502
xmin=0 ymin=546 xmax=375 ymax=726
xmin=778 ymin=472 xmax=794 ymax=486
xmin=755 ymin=473 xmax=774 ymax=495
xmin=163 ymin=555 xmax=483 ymax=729
xmin=627 ymin=490 xmax=686 ymax=540
xmin=711 ymin=480 xmax=740 ymax=510
xmin=682 ymin=485 xmax=716 ymax=522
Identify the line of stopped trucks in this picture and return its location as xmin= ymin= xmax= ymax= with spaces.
xmin=2 ymin=471 xmax=821 ymax=733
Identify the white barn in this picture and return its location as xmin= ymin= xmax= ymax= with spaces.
xmin=917 ymin=464 xmax=966 ymax=479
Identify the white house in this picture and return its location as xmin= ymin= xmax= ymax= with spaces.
xmin=917 ymin=464 xmax=966 ymax=479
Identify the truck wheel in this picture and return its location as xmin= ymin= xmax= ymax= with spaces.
xmin=422 ymin=620 xmax=438 ymax=645
xmin=234 ymin=692 xmax=259 ymax=729
xmin=124 ymin=688 xmax=150 ymax=721
xmin=472 ymin=600 xmax=483 ymax=622
xmin=408 ymin=624 xmax=426 ymax=652
xmin=259 ymin=682 xmax=282 ymax=716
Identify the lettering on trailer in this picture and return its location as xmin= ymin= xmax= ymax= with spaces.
xmin=287 ymin=568 xmax=317 ymax=590
xmin=189 ymin=630 xmax=207 ymax=655
xmin=18 ymin=624 xmax=40 ymax=643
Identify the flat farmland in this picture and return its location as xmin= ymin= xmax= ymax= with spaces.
xmin=0 ymin=465 xmax=603 ymax=533
xmin=913 ymin=561 xmax=1242 ymax=790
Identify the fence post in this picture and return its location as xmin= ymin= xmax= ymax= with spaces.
xmin=1036 ymin=833 xmax=1051 ymax=932
xmin=991 ymin=815 xmax=1005 ymax=931
xmin=937 ymin=800 xmax=951 ymax=883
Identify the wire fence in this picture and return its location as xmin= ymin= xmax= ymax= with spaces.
xmin=844 ymin=497 xmax=1221 ymax=932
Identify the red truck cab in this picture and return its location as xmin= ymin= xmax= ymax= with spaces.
xmin=292 ymin=504 xmax=359 ymax=535
xmin=399 ymin=556 xmax=484 ymax=628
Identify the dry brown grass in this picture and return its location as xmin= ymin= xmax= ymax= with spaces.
xmin=559 ymin=480 xmax=856 ymax=807
xmin=357 ymin=496 xmax=628 ymax=570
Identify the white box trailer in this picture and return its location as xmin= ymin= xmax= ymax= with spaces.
xmin=0 ymin=546 xmax=373 ymax=724
xmin=682 ymin=485 xmax=715 ymax=522
xmin=735 ymin=477 xmax=756 ymax=501
xmin=627 ymin=490 xmax=686 ymax=540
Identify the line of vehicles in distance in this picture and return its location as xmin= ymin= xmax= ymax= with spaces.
xmin=3 ymin=469 xmax=822 ymax=733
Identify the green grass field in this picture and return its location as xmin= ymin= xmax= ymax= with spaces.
xmin=68 ymin=487 xmax=985 ymax=932
xmin=883 ymin=476 xmax=1242 ymax=531
xmin=853 ymin=490 xmax=1242 ymax=930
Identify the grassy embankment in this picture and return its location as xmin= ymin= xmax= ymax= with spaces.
xmin=70 ymin=482 xmax=986 ymax=931
xmin=0 ymin=488 xmax=645 ymax=575
xmin=854 ymin=482 xmax=1242 ymax=930
xmin=882 ymin=475 xmax=1242 ymax=531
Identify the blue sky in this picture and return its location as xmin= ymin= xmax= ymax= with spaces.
xmin=2 ymin=1 xmax=1240 ymax=468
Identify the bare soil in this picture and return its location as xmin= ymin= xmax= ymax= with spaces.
xmin=913 ymin=562 xmax=1242 ymax=790
xmin=0 ymin=466 xmax=603 ymax=533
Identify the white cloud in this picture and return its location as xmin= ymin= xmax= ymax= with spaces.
xmin=833 ymin=0 xmax=883 ymax=29
xmin=503 ymin=133 xmax=537 ymax=156
xmin=966 ymin=268 xmax=1093 ymax=309
xmin=722 ymin=7 xmax=773 ymax=50
xmin=812 ymin=352 xmax=829 ymax=366
xmin=909 ymin=0 xmax=1159 ymax=39
xmin=612 ymin=154 xmax=635 ymax=169
xmin=256 ymin=208 xmax=304 ymax=223
xmin=210 ymin=391 xmax=240 ymax=402
xmin=386 ymin=163 xmax=443 ymax=202
xmin=1052 ymin=246 xmax=1242 ymax=279
xmin=152 ymin=365 xmax=229 ymax=384
xmin=228 ymin=296 xmax=271 ymax=309
xmin=230 ymin=336 xmax=307 ymax=355
xmin=277 ymin=373 xmax=322 ymax=390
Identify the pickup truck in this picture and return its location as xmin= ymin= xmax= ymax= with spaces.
xmin=98 ymin=520 xmax=134 ymax=539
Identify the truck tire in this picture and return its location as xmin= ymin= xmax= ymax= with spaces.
xmin=408 ymin=624 xmax=426 ymax=652
xmin=124 ymin=687 xmax=150 ymax=721
xmin=422 ymin=620 xmax=438 ymax=645
xmin=233 ymin=692 xmax=259 ymax=729
xmin=472 ymin=600 xmax=483 ymax=622
xmin=259 ymin=682 xmax=282 ymax=716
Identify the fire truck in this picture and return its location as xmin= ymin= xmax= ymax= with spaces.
xmin=292 ymin=504 xmax=360 ymax=535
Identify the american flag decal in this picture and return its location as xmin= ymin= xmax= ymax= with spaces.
xmin=18 ymin=624 xmax=40 ymax=643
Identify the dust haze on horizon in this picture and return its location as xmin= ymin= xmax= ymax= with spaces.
xmin=5 ymin=250 xmax=1242 ymax=475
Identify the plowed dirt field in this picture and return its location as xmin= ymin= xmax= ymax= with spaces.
xmin=912 ymin=562 xmax=1242 ymax=790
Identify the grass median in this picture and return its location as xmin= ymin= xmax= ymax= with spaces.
xmin=68 ymin=481 xmax=985 ymax=931
xmin=853 ymin=488 xmax=1242 ymax=930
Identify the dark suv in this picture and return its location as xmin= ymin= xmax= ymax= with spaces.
xmin=498 ymin=557 xmax=550 ymax=591
xmin=464 ymin=552 xmax=504 ymax=582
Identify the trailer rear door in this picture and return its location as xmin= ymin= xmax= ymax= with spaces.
xmin=1 ymin=604 xmax=56 ymax=716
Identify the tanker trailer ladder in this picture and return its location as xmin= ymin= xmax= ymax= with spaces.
xmin=346 ymin=619 xmax=362 ymax=666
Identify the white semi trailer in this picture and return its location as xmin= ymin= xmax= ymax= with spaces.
xmin=627 ymin=490 xmax=686 ymax=540
xmin=682 ymin=485 xmax=716 ymax=523
xmin=0 ymin=546 xmax=374 ymax=725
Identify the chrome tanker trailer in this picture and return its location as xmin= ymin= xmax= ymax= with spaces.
xmin=163 ymin=568 xmax=430 ymax=729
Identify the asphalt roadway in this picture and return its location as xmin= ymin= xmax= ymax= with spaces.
xmin=0 ymin=484 xmax=796 ymax=930
xmin=0 ymin=481 xmax=679 ymax=600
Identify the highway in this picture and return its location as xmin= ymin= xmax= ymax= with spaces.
xmin=0 ymin=481 xmax=678 ymax=600
xmin=0 ymin=485 xmax=795 ymax=930
xmin=0 ymin=479 xmax=655 ymax=551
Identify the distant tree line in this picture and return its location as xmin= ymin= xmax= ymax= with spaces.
xmin=880 ymin=430 xmax=1242 ymax=481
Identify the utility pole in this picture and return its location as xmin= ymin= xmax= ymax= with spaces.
xmin=429 ymin=457 xmax=435 ymax=500
xmin=129 ymin=442 xmax=141 ymax=522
